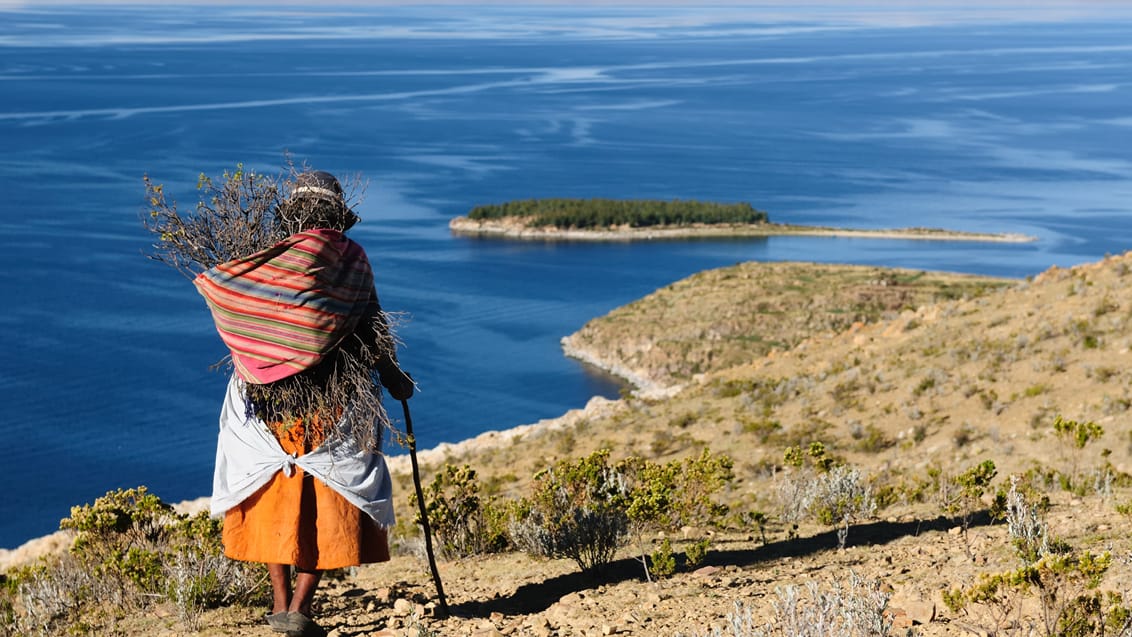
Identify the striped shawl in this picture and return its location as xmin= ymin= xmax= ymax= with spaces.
xmin=194 ymin=228 xmax=375 ymax=385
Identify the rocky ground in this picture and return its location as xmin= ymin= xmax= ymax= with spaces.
xmin=90 ymin=489 xmax=1132 ymax=637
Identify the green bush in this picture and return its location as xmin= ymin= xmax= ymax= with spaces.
xmin=510 ymin=450 xmax=631 ymax=574
xmin=418 ymin=464 xmax=510 ymax=559
xmin=618 ymin=450 xmax=732 ymax=579
xmin=62 ymin=486 xmax=177 ymax=597
xmin=938 ymin=460 xmax=997 ymax=531
xmin=1053 ymin=416 xmax=1104 ymax=451
xmin=619 ymin=448 xmax=735 ymax=532
xmin=685 ymin=538 xmax=710 ymax=568
xmin=784 ymin=441 xmax=836 ymax=473
xmin=510 ymin=449 xmax=734 ymax=576
xmin=1052 ymin=416 xmax=1105 ymax=494
xmin=3 ymin=487 xmax=266 ymax=635
xmin=944 ymin=552 xmax=1122 ymax=637
xmin=650 ymin=539 xmax=677 ymax=579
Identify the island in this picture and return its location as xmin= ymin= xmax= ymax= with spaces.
xmin=449 ymin=197 xmax=1036 ymax=243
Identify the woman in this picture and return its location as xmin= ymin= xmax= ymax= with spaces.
xmin=196 ymin=170 xmax=413 ymax=637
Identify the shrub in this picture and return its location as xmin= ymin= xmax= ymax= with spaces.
xmin=851 ymin=424 xmax=893 ymax=453
xmin=685 ymin=538 xmax=711 ymax=568
xmin=1052 ymin=416 xmax=1105 ymax=493
xmin=1053 ymin=416 xmax=1104 ymax=451
xmin=740 ymin=417 xmax=782 ymax=443
xmin=616 ymin=449 xmax=733 ymax=579
xmin=944 ymin=552 xmax=1122 ymax=637
xmin=938 ymin=460 xmax=997 ymax=531
xmin=812 ymin=466 xmax=877 ymax=527
xmin=510 ymin=450 xmax=631 ymax=574
xmin=3 ymin=487 xmax=266 ymax=634
xmin=1002 ymin=475 xmax=1055 ymax=565
xmin=777 ymin=443 xmax=875 ymax=538
xmin=62 ymin=486 xmax=179 ymax=598
xmin=418 ymin=464 xmax=509 ymax=559
xmin=510 ymin=449 xmax=734 ymax=578
xmin=783 ymin=441 xmax=836 ymax=473
xmin=619 ymin=448 xmax=735 ymax=532
xmin=689 ymin=572 xmax=894 ymax=637
xmin=650 ymin=539 xmax=677 ymax=579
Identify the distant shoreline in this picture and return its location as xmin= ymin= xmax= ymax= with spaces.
xmin=449 ymin=216 xmax=1037 ymax=244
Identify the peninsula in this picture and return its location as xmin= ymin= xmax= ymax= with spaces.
xmin=449 ymin=198 xmax=1035 ymax=243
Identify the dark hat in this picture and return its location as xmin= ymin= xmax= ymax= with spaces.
xmin=283 ymin=170 xmax=360 ymax=232
xmin=291 ymin=170 xmax=345 ymax=205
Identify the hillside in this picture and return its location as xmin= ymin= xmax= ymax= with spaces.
xmin=9 ymin=254 xmax=1132 ymax=636
xmin=430 ymin=254 xmax=1132 ymax=521
xmin=374 ymin=253 xmax=1132 ymax=635
xmin=562 ymin=262 xmax=1011 ymax=392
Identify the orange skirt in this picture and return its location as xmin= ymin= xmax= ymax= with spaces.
xmin=222 ymin=418 xmax=390 ymax=570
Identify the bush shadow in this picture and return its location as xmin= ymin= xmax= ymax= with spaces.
xmin=452 ymin=510 xmax=995 ymax=618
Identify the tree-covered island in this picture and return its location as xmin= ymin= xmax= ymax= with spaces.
xmin=466 ymin=198 xmax=768 ymax=228
xmin=449 ymin=197 xmax=1035 ymax=243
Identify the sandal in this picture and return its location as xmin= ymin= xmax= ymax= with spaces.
xmin=264 ymin=611 xmax=291 ymax=633
xmin=284 ymin=612 xmax=328 ymax=637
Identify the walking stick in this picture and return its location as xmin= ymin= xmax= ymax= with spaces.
xmin=400 ymin=398 xmax=450 ymax=619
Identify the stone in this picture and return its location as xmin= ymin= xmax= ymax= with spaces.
xmin=906 ymin=599 xmax=937 ymax=625
xmin=891 ymin=590 xmax=937 ymax=625
xmin=693 ymin=565 xmax=721 ymax=577
xmin=890 ymin=609 xmax=912 ymax=630
xmin=393 ymin=598 xmax=414 ymax=616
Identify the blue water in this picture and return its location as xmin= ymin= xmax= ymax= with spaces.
xmin=2 ymin=4 xmax=1131 ymax=548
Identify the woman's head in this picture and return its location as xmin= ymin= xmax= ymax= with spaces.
xmin=279 ymin=170 xmax=360 ymax=234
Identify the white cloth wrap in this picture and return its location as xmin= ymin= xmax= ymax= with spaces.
xmin=210 ymin=376 xmax=395 ymax=528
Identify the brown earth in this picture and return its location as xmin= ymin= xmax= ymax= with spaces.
xmin=9 ymin=252 xmax=1132 ymax=636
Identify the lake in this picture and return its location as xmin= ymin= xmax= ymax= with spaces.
xmin=1 ymin=3 xmax=1130 ymax=547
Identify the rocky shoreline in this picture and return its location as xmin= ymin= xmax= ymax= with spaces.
xmin=559 ymin=335 xmax=672 ymax=397
xmin=449 ymin=216 xmax=1036 ymax=243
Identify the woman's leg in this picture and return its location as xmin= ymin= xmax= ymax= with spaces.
xmin=268 ymin=563 xmax=292 ymax=614
xmin=291 ymin=568 xmax=323 ymax=617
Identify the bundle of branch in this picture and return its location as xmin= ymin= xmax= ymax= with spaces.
xmin=143 ymin=165 xmax=285 ymax=279
xmin=142 ymin=164 xmax=402 ymax=452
